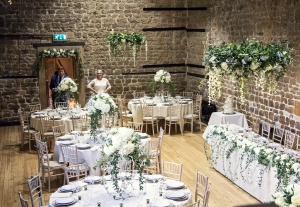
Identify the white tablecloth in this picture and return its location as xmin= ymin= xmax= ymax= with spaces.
xmin=48 ymin=177 xmax=192 ymax=207
xmin=128 ymin=98 xmax=193 ymax=134
xmin=30 ymin=110 xmax=87 ymax=133
xmin=202 ymin=125 xmax=294 ymax=202
xmin=53 ymin=134 xmax=150 ymax=176
xmin=208 ymin=112 xmax=248 ymax=128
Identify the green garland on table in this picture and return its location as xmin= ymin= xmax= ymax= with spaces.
xmin=205 ymin=125 xmax=300 ymax=190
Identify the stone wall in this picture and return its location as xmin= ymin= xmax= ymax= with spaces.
xmin=207 ymin=0 xmax=300 ymax=134
xmin=1 ymin=0 xmax=210 ymax=123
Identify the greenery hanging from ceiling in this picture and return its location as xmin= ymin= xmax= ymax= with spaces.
xmin=107 ymin=30 xmax=147 ymax=67
xmin=201 ymin=39 xmax=293 ymax=105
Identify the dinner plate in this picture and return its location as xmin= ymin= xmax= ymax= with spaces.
xmin=151 ymin=200 xmax=171 ymax=207
xmin=165 ymin=191 xmax=186 ymax=199
xmin=36 ymin=114 xmax=47 ymax=118
xmin=138 ymin=133 xmax=149 ymax=139
xmin=77 ymin=143 xmax=91 ymax=150
xmin=145 ymin=174 xmax=163 ymax=181
xmin=54 ymin=197 xmax=77 ymax=206
xmin=33 ymin=111 xmax=45 ymax=115
xmin=132 ymin=99 xmax=140 ymax=101
xmin=165 ymin=180 xmax=185 ymax=189
xmin=84 ymin=176 xmax=101 ymax=183
xmin=182 ymin=99 xmax=192 ymax=101
xmin=60 ymin=185 xmax=79 ymax=192
xmin=59 ymin=141 xmax=74 ymax=145
xmin=57 ymin=135 xmax=73 ymax=141
xmin=70 ymin=131 xmax=82 ymax=134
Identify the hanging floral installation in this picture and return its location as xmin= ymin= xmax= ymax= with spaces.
xmin=107 ymin=29 xmax=147 ymax=67
xmin=202 ymin=39 xmax=293 ymax=105
xmin=34 ymin=48 xmax=84 ymax=78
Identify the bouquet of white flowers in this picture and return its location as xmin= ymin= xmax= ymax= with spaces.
xmin=154 ymin=69 xmax=171 ymax=83
xmin=57 ymin=77 xmax=78 ymax=93
xmin=97 ymin=127 xmax=150 ymax=198
xmin=56 ymin=77 xmax=78 ymax=102
xmin=273 ymin=184 xmax=300 ymax=206
xmin=149 ymin=69 xmax=174 ymax=96
xmin=88 ymin=93 xmax=118 ymax=139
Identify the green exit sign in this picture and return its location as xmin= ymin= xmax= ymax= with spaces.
xmin=53 ymin=33 xmax=67 ymax=41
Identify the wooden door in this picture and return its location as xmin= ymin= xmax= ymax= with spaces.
xmin=44 ymin=57 xmax=75 ymax=107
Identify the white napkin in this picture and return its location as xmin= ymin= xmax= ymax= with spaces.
xmin=50 ymin=192 xmax=72 ymax=198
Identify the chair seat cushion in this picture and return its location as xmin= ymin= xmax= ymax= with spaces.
xmin=43 ymin=160 xmax=64 ymax=168
xmin=43 ymin=132 xmax=53 ymax=136
xmin=183 ymin=114 xmax=199 ymax=119
xmin=143 ymin=117 xmax=157 ymax=121
xmin=165 ymin=116 xmax=180 ymax=121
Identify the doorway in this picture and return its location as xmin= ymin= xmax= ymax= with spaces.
xmin=44 ymin=58 xmax=76 ymax=108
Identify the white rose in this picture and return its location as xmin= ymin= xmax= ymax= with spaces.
xmin=157 ymin=70 xmax=164 ymax=76
xmin=291 ymin=195 xmax=300 ymax=205
xmin=281 ymin=154 xmax=288 ymax=160
xmin=53 ymin=48 xmax=57 ymax=52
xmin=265 ymin=148 xmax=273 ymax=154
xmin=274 ymin=195 xmax=285 ymax=206
xmin=154 ymin=75 xmax=160 ymax=82
xmin=165 ymin=76 xmax=171 ymax=83
xmin=209 ymin=56 xmax=216 ymax=63
xmin=266 ymin=65 xmax=272 ymax=71
xmin=253 ymin=148 xmax=260 ymax=155
xmin=221 ymin=62 xmax=228 ymax=70
xmin=122 ymin=142 xmax=135 ymax=155
xmin=293 ymin=163 xmax=300 ymax=172
xmin=250 ymin=62 xmax=259 ymax=70
xmin=70 ymin=86 xmax=77 ymax=93
xmin=94 ymin=101 xmax=103 ymax=110
xmin=294 ymin=184 xmax=300 ymax=196
xmin=101 ymin=104 xmax=111 ymax=113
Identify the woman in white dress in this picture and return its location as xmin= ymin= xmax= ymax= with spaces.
xmin=85 ymin=69 xmax=112 ymax=108
xmin=87 ymin=69 xmax=111 ymax=94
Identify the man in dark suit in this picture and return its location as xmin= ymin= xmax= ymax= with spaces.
xmin=50 ymin=67 xmax=68 ymax=108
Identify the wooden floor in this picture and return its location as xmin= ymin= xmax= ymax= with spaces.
xmin=0 ymin=125 xmax=260 ymax=207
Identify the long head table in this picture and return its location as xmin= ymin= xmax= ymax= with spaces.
xmin=203 ymin=124 xmax=299 ymax=203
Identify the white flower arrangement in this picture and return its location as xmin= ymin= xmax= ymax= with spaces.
xmin=96 ymin=127 xmax=150 ymax=198
xmin=35 ymin=48 xmax=84 ymax=78
xmin=55 ymin=77 xmax=78 ymax=102
xmin=88 ymin=93 xmax=118 ymax=139
xmin=57 ymin=77 xmax=78 ymax=93
xmin=154 ymin=69 xmax=171 ymax=83
xmin=205 ymin=125 xmax=300 ymax=190
xmin=203 ymin=39 xmax=293 ymax=105
xmin=273 ymin=184 xmax=300 ymax=206
xmin=149 ymin=69 xmax=174 ymax=96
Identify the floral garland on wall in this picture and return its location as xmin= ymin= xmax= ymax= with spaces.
xmin=203 ymin=39 xmax=293 ymax=104
xmin=205 ymin=125 xmax=300 ymax=190
xmin=34 ymin=48 xmax=84 ymax=78
xmin=107 ymin=30 xmax=147 ymax=67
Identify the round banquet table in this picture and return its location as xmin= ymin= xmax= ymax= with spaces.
xmin=48 ymin=176 xmax=192 ymax=207
xmin=128 ymin=97 xmax=193 ymax=134
xmin=53 ymin=132 xmax=151 ymax=176
xmin=30 ymin=109 xmax=87 ymax=133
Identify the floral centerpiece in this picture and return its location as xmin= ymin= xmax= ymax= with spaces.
xmin=96 ymin=127 xmax=150 ymax=198
xmin=107 ymin=30 xmax=147 ymax=67
xmin=56 ymin=77 xmax=78 ymax=102
xmin=87 ymin=93 xmax=118 ymax=140
xmin=149 ymin=69 xmax=174 ymax=97
xmin=202 ymin=39 xmax=293 ymax=105
xmin=205 ymin=125 xmax=300 ymax=189
xmin=273 ymin=184 xmax=300 ymax=206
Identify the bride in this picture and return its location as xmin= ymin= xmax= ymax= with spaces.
xmin=86 ymin=69 xmax=111 ymax=107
